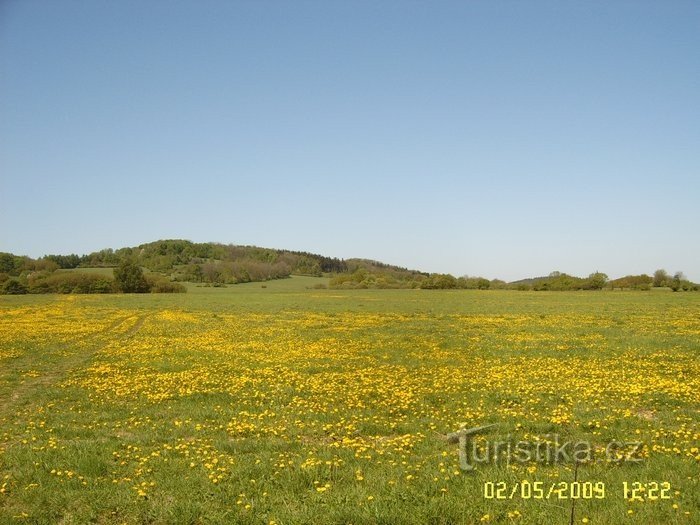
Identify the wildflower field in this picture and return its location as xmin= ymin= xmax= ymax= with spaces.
xmin=0 ymin=277 xmax=698 ymax=524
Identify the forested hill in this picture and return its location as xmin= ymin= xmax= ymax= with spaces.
xmin=1 ymin=240 xmax=697 ymax=292
xmin=43 ymin=240 xmax=348 ymax=283
xmin=2 ymin=239 xmax=428 ymax=285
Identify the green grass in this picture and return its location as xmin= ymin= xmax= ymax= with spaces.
xmin=0 ymin=280 xmax=698 ymax=524
xmin=56 ymin=267 xmax=116 ymax=278
xmin=184 ymin=275 xmax=329 ymax=294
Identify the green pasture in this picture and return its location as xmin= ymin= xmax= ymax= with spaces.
xmin=0 ymin=279 xmax=698 ymax=524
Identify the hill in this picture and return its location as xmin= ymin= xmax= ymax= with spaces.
xmin=1 ymin=240 xmax=428 ymax=291
xmin=1 ymin=241 xmax=697 ymax=293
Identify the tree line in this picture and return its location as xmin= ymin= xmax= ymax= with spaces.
xmin=0 ymin=240 xmax=350 ymax=294
xmin=1 ymin=259 xmax=186 ymax=295
xmin=1 ymin=240 xmax=697 ymax=294
xmin=329 ymin=268 xmax=697 ymax=291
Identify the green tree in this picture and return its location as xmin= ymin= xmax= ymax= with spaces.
xmin=653 ymin=269 xmax=669 ymax=287
xmin=0 ymin=253 xmax=16 ymax=273
xmin=586 ymin=272 xmax=608 ymax=290
xmin=113 ymin=260 xmax=150 ymax=293
xmin=670 ymin=272 xmax=684 ymax=292
xmin=421 ymin=273 xmax=458 ymax=289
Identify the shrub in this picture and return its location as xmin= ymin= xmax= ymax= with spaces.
xmin=28 ymin=272 xmax=115 ymax=294
xmin=145 ymin=275 xmax=187 ymax=293
xmin=114 ymin=261 xmax=150 ymax=293
xmin=1 ymin=279 xmax=28 ymax=295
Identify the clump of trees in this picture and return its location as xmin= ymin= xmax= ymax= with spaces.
xmin=508 ymin=269 xmax=697 ymax=292
xmin=0 ymin=253 xmax=186 ymax=295
xmin=108 ymin=260 xmax=185 ymax=294
xmin=178 ymin=259 xmax=292 ymax=285
xmin=330 ymin=268 xmax=421 ymax=289
xmin=329 ymin=268 xmax=501 ymax=290
xmin=608 ymin=274 xmax=653 ymax=290
xmin=506 ymin=271 xmax=609 ymax=291
xmin=651 ymin=269 xmax=697 ymax=291
xmin=28 ymin=272 xmax=115 ymax=294
xmin=420 ymin=274 xmax=497 ymax=289
xmin=329 ymin=260 xmax=429 ymax=289
xmin=1 ymin=271 xmax=116 ymax=295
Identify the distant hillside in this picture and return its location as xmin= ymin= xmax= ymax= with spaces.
xmin=1 ymin=241 xmax=697 ymax=293
xmin=46 ymin=239 xmax=349 ymax=284
xmin=1 ymin=240 xmax=425 ymax=288
xmin=508 ymin=276 xmax=552 ymax=286
xmin=330 ymin=258 xmax=429 ymax=289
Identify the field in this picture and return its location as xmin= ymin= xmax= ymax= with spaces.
xmin=1 ymin=278 xmax=698 ymax=524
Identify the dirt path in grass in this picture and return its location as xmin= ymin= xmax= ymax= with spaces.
xmin=0 ymin=312 xmax=153 ymax=420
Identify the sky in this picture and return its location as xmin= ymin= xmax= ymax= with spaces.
xmin=1 ymin=1 xmax=698 ymax=282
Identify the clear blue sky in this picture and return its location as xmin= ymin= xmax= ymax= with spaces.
xmin=1 ymin=1 xmax=698 ymax=281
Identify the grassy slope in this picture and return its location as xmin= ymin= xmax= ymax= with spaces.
xmin=0 ymin=280 xmax=698 ymax=524
xmin=184 ymin=275 xmax=329 ymax=294
xmin=56 ymin=267 xmax=116 ymax=278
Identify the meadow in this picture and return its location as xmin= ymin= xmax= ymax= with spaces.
xmin=0 ymin=277 xmax=698 ymax=524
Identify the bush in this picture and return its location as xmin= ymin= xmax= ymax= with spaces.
xmin=421 ymin=274 xmax=458 ymax=289
xmin=28 ymin=272 xmax=115 ymax=294
xmin=114 ymin=261 xmax=150 ymax=293
xmin=1 ymin=279 xmax=28 ymax=295
xmin=145 ymin=275 xmax=187 ymax=293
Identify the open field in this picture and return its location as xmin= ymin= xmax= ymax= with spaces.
xmin=1 ymin=279 xmax=698 ymax=524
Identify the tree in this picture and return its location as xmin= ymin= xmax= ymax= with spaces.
xmin=670 ymin=272 xmax=684 ymax=292
xmin=653 ymin=269 xmax=669 ymax=287
xmin=201 ymin=262 xmax=221 ymax=284
xmin=113 ymin=260 xmax=150 ymax=293
xmin=0 ymin=253 xmax=17 ymax=273
xmin=421 ymin=273 xmax=458 ymax=289
xmin=586 ymin=272 xmax=608 ymax=290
